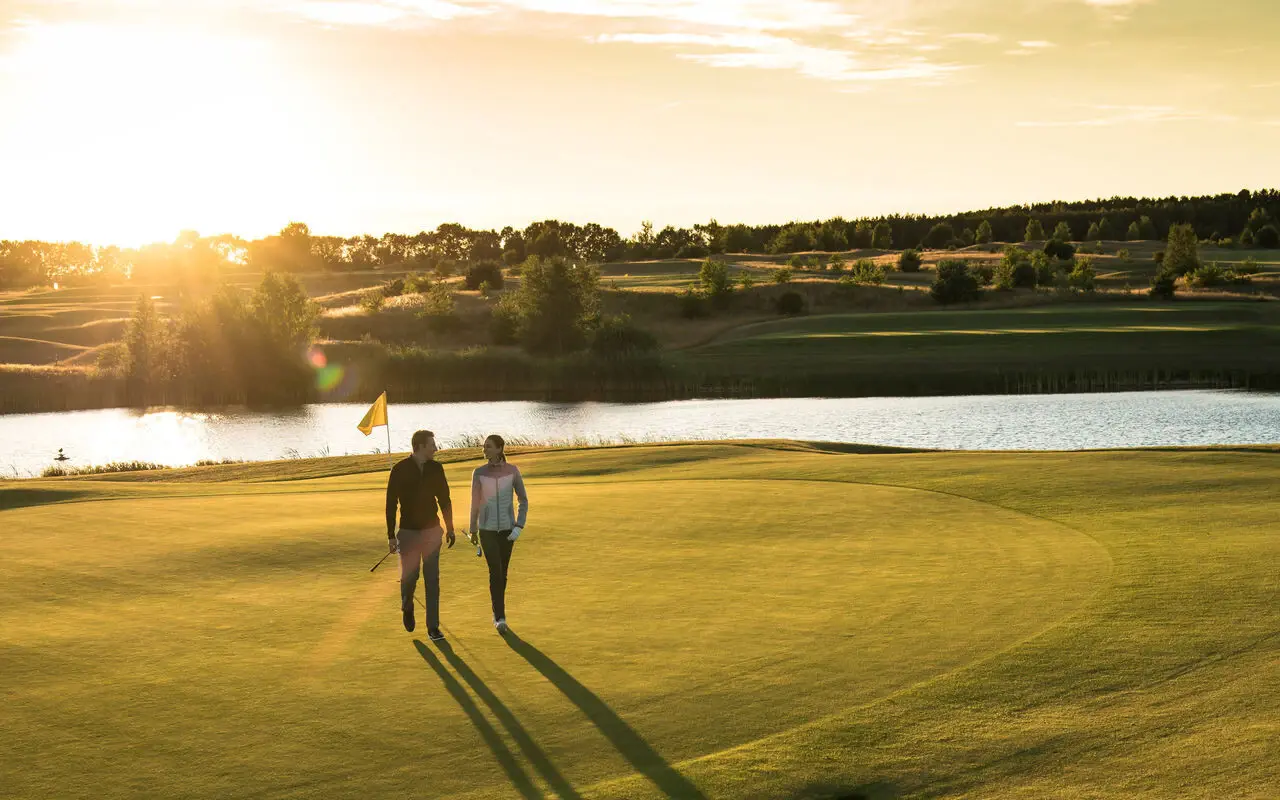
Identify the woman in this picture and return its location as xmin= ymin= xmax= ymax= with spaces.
xmin=469 ymin=434 xmax=528 ymax=633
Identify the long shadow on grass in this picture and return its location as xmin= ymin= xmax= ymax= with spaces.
xmin=434 ymin=640 xmax=583 ymax=799
xmin=504 ymin=631 xmax=707 ymax=799
xmin=412 ymin=640 xmax=542 ymax=800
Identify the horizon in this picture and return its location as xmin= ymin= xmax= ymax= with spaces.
xmin=2 ymin=0 xmax=1279 ymax=247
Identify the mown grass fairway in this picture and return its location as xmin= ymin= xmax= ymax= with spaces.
xmin=2 ymin=443 xmax=1277 ymax=798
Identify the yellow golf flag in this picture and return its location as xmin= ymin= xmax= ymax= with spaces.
xmin=357 ymin=391 xmax=388 ymax=436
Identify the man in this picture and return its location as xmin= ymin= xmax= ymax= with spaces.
xmin=386 ymin=429 xmax=456 ymax=639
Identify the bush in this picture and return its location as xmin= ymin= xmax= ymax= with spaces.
xmin=994 ymin=247 xmax=1036 ymax=290
xmin=1185 ymin=263 xmax=1226 ymax=289
xmin=1255 ymin=224 xmax=1280 ymax=248
xmin=930 ymin=259 xmax=982 ymax=304
xmin=776 ymin=290 xmax=807 ymax=316
xmin=739 ymin=273 xmax=756 ymax=290
xmin=678 ymin=287 xmax=709 ymax=319
xmin=843 ymin=259 xmax=884 ymax=285
xmin=490 ymin=296 xmax=520 ymax=344
xmin=898 ymin=249 xmax=922 ymax=273
xmin=1067 ymin=257 xmax=1097 ymax=292
xmin=1043 ymin=239 xmax=1075 ymax=260
xmin=698 ymin=258 xmax=734 ymax=307
xmin=418 ymin=283 xmax=458 ymax=332
xmin=1117 ymin=248 xmax=1131 ymax=262
xmin=1237 ymin=256 xmax=1260 ymax=275
xmin=503 ymin=256 xmax=599 ymax=354
xmin=772 ymin=267 xmax=792 ymax=284
xmin=1030 ymin=250 xmax=1056 ymax=287
xmin=360 ymin=289 xmax=385 ymax=313
xmin=1153 ymin=250 xmax=1165 ymax=265
xmin=464 ymin=260 xmax=505 ymax=291
xmin=827 ymin=254 xmax=846 ymax=273
xmin=1149 ymin=268 xmax=1177 ymax=299
xmin=970 ymin=263 xmax=995 ymax=286
xmin=381 ymin=277 xmax=406 ymax=297
xmin=676 ymin=243 xmax=710 ymax=259
xmin=404 ymin=272 xmax=433 ymax=294
xmin=590 ymin=315 xmax=659 ymax=358
xmin=1240 ymin=228 xmax=1256 ymax=248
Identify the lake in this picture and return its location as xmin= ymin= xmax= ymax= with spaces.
xmin=2 ymin=390 xmax=1278 ymax=477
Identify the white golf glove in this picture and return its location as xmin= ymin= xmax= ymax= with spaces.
xmin=508 ymin=527 xmax=522 ymax=542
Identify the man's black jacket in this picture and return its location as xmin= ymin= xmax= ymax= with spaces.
xmin=386 ymin=456 xmax=452 ymax=538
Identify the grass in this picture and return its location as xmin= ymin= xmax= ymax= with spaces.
xmin=682 ymin=301 xmax=1280 ymax=393
xmin=1 ymin=442 xmax=1277 ymax=798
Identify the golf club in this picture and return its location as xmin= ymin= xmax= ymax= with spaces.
xmin=463 ymin=529 xmax=482 ymax=557
xmin=370 ymin=549 xmax=394 ymax=572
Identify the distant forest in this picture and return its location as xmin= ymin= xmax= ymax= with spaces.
xmin=3 ymin=188 xmax=1278 ymax=288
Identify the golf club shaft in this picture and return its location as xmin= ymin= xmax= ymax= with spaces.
xmin=370 ymin=549 xmax=394 ymax=572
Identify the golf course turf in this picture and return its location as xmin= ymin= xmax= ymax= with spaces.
xmin=1 ymin=442 xmax=1276 ymax=798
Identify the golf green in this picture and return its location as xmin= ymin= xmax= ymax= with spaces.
xmin=2 ymin=443 xmax=1275 ymax=799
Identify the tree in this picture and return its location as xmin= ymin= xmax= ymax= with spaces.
xmin=251 ymin=272 xmax=319 ymax=353
xmin=816 ymin=218 xmax=849 ymax=251
xmin=1052 ymin=221 xmax=1073 ymax=242
xmin=1068 ymin=257 xmax=1096 ymax=292
xmin=1139 ymin=215 xmax=1157 ymax=239
xmin=1025 ymin=219 xmax=1046 ymax=242
xmin=960 ymin=228 xmax=976 ymax=247
xmin=975 ymin=220 xmax=993 ymax=244
xmin=1044 ymin=239 xmax=1076 ymax=261
xmin=505 ymin=256 xmax=599 ymax=355
xmin=1126 ymin=221 xmax=1141 ymax=241
xmin=1098 ymin=216 xmax=1114 ymax=239
xmin=124 ymin=294 xmax=169 ymax=389
xmin=1255 ymin=225 xmax=1280 ymax=248
xmin=768 ymin=224 xmax=813 ymax=254
xmin=698 ymin=258 xmax=734 ymax=308
xmin=994 ymin=246 xmax=1035 ymax=290
xmin=871 ymin=222 xmax=893 ymax=249
xmin=851 ymin=221 xmax=874 ymax=248
xmin=1086 ymin=222 xmax=1102 ymax=241
xmin=465 ymin=260 xmax=504 ymax=291
xmin=922 ymin=222 xmax=955 ymax=249
xmin=930 ymin=260 xmax=982 ymax=304
xmin=1149 ymin=268 xmax=1177 ymax=299
xmin=1163 ymin=223 xmax=1201 ymax=276
xmin=723 ymin=224 xmax=754 ymax=253
xmin=898 ymin=249 xmax=922 ymax=273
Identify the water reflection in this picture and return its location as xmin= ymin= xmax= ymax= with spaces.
xmin=1 ymin=391 xmax=1277 ymax=478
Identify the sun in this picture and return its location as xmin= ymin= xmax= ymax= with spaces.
xmin=0 ymin=19 xmax=328 ymax=246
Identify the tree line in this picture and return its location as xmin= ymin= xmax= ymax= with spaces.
xmin=4 ymin=189 xmax=1278 ymax=288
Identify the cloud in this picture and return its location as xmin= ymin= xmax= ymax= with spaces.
xmin=1006 ymin=39 xmax=1056 ymax=55
xmin=290 ymin=0 xmax=488 ymax=26
xmin=946 ymin=32 xmax=1000 ymax=44
xmin=593 ymin=29 xmax=961 ymax=84
xmin=1015 ymin=105 xmax=1237 ymax=127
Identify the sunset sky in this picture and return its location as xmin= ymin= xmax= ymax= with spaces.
xmin=1 ymin=0 xmax=1277 ymax=246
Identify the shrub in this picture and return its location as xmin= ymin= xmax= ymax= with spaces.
xmin=464 ymin=260 xmax=505 ymax=291
xmin=434 ymin=258 xmax=458 ymax=278
xmin=1117 ymin=248 xmax=1131 ymax=262
xmin=1255 ymin=224 xmax=1280 ymax=248
xmin=970 ymin=263 xmax=995 ymax=286
xmin=418 ymin=283 xmax=458 ymax=331
xmin=1149 ymin=268 xmax=1177 ymax=299
xmin=827 ymin=254 xmax=846 ymax=273
xmin=698 ymin=258 xmax=734 ymax=307
xmin=772 ymin=267 xmax=792 ymax=284
xmin=898 ymin=248 xmax=922 ymax=273
xmin=994 ymin=246 xmax=1036 ymax=290
xmin=1237 ymin=256 xmax=1261 ymax=275
xmin=678 ymin=287 xmax=709 ymax=319
xmin=676 ymin=243 xmax=710 ymax=259
xmin=739 ymin=273 xmax=756 ymax=290
xmin=490 ymin=296 xmax=520 ymax=344
xmin=1043 ymin=239 xmax=1075 ymax=260
xmin=1068 ymin=257 xmax=1097 ymax=292
xmin=1153 ymin=250 xmax=1165 ymax=265
xmin=847 ymin=259 xmax=886 ymax=285
xmin=590 ymin=315 xmax=659 ymax=358
xmin=786 ymin=255 xmax=804 ymax=268
xmin=930 ymin=259 xmax=982 ymax=304
xmin=381 ymin=277 xmax=406 ymax=297
xmin=503 ymin=256 xmax=599 ymax=355
xmin=776 ymin=290 xmax=806 ymax=316
xmin=404 ymin=272 xmax=433 ymax=294
xmin=360 ymin=289 xmax=385 ymax=313
xmin=1030 ymin=250 xmax=1056 ymax=287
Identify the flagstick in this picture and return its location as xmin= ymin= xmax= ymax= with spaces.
xmin=385 ymin=389 xmax=393 ymax=470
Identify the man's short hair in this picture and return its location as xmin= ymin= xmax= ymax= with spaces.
xmin=411 ymin=430 xmax=435 ymax=451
